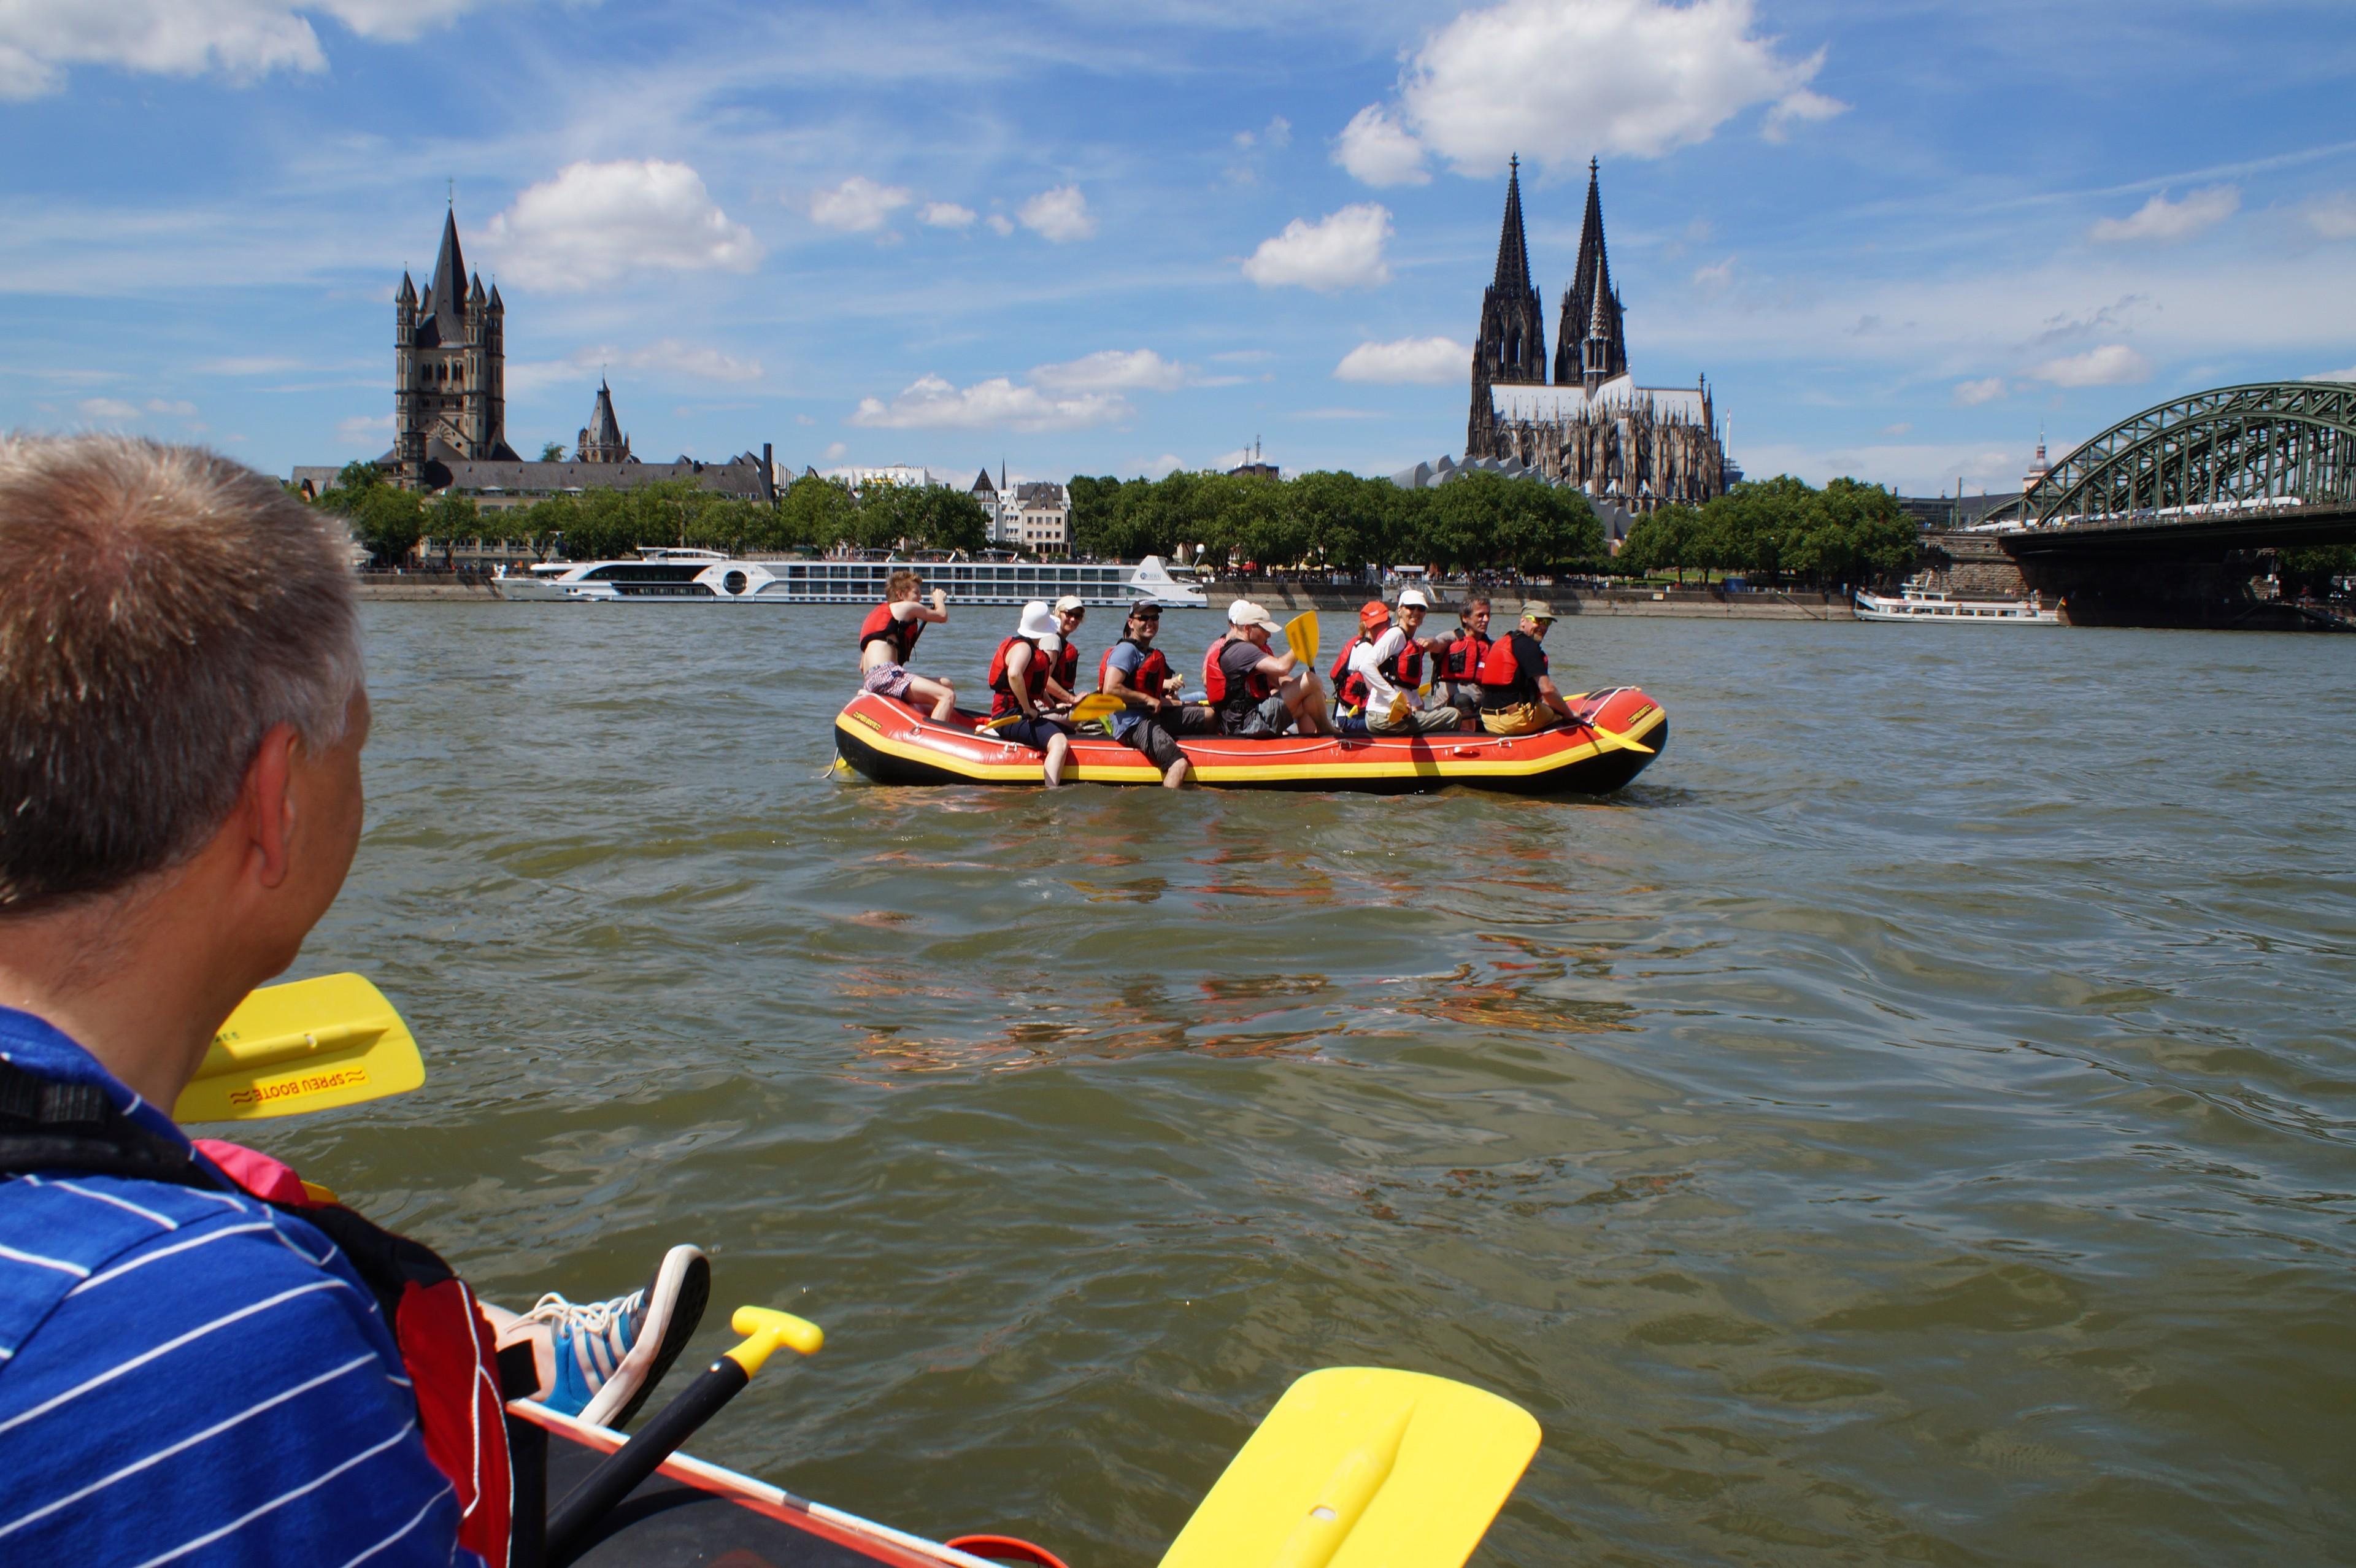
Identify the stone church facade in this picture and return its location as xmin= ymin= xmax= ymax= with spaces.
xmin=1468 ymin=159 xmax=1728 ymax=511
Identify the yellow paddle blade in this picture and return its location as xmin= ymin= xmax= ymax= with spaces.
xmin=1069 ymin=691 xmax=1125 ymax=725
xmin=173 ymin=973 xmax=425 ymax=1123
xmin=1159 ymin=1367 xmax=1539 ymax=1568
xmin=1284 ymin=610 xmax=1320 ymax=669
xmin=1582 ymin=720 xmax=1655 ymax=756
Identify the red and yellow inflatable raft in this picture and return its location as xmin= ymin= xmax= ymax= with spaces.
xmin=833 ymin=685 xmax=1666 ymax=794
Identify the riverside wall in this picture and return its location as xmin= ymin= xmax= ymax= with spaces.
xmin=354 ymin=573 xmax=505 ymax=601
xmin=1208 ymin=578 xmax=1853 ymax=621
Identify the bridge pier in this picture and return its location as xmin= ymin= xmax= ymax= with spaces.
xmin=2013 ymin=550 xmax=2282 ymax=629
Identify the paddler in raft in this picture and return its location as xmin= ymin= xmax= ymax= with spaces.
xmin=1042 ymin=594 xmax=1089 ymax=708
xmin=858 ymin=567 xmax=957 ymax=721
xmin=1350 ymin=589 xmax=1461 ymax=737
xmin=1099 ymin=600 xmax=1217 ymax=788
xmin=1436 ymin=593 xmax=1493 ymax=726
xmin=1206 ymin=597 xmax=1339 ymax=738
xmin=0 ymin=434 xmax=713 ymax=1566
xmin=1477 ymin=599 xmax=1577 ymax=735
xmin=988 ymin=599 xmax=1076 ymax=788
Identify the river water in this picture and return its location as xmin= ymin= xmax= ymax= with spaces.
xmin=269 ymin=602 xmax=2353 ymax=1566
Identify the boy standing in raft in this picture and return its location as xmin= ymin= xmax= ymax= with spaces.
xmin=988 ymin=601 xmax=1075 ymax=788
xmin=1436 ymin=594 xmax=1493 ymax=724
xmin=1204 ymin=599 xmax=1336 ymax=738
xmin=1099 ymin=601 xmax=1215 ymax=788
xmin=858 ymin=568 xmax=956 ymax=720
xmin=1356 ymin=589 xmax=1461 ymax=737
xmin=1477 ymin=600 xmax=1577 ymax=735
xmin=0 ymin=436 xmax=712 ymax=1567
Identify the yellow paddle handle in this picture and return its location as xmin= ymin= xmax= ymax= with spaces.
xmin=724 ymin=1305 xmax=824 ymax=1375
xmin=196 ymin=1022 xmax=385 ymax=1078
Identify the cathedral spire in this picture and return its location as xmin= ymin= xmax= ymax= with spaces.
xmin=427 ymin=206 xmax=468 ymax=345
xmin=1556 ymin=156 xmax=1628 ymax=390
xmin=1492 ymin=154 xmax=1534 ymax=294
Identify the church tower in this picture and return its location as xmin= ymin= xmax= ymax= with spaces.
xmin=1468 ymin=156 xmax=1548 ymax=458
xmin=1553 ymin=159 xmax=1628 ymax=393
xmin=390 ymin=202 xmax=518 ymax=485
xmin=576 ymin=379 xmax=632 ymax=463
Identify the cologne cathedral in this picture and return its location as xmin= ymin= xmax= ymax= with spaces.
xmin=1466 ymin=159 xmax=1728 ymax=509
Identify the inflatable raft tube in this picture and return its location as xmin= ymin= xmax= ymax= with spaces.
xmin=516 ymin=1401 xmax=1025 ymax=1567
xmin=833 ymin=686 xmax=1667 ymax=795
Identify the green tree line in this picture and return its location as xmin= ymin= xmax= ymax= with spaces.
xmin=308 ymin=464 xmax=990 ymax=563
xmin=1070 ymin=469 xmax=1605 ymax=575
xmin=1616 ymin=476 xmax=1917 ymax=587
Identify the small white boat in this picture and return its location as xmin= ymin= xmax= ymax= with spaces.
xmin=496 ymin=550 xmax=1207 ymax=607
xmin=1854 ymin=578 xmax=2061 ymax=625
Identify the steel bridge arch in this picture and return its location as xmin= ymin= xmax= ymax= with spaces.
xmin=2000 ymin=381 xmax=2356 ymax=531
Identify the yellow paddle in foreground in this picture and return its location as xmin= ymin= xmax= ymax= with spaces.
xmin=1160 ymin=1367 xmax=1540 ymax=1568
xmin=172 ymin=972 xmax=425 ymax=1123
xmin=1558 ymin=693 xmax=1655 ymax=756
xmin=1283 ymin=609 xmax=1320 ymax=671
xmin=982 ymin=691 xmax=1126 ymax=732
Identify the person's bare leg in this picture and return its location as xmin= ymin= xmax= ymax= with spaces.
xmin=1044 ymin=732 xmax=1071 ymax=788
xmin=907 ymin=674 xmax=957 ymax=721
xmin=1163 ymin=756 xmax=1191 ymax=789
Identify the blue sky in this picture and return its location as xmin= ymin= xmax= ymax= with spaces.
xmin=4 ymin=0 xmax=2353 ymax=497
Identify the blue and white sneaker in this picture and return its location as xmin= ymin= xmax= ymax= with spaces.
xmin=527 ymin=1243 xmax=710 ymax=1429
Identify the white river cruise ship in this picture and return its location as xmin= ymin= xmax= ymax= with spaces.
xmin=499 ymin=550 xmax=1208 ymax=608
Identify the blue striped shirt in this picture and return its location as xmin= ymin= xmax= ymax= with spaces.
xmin=0 ymin=1006 xmax=479 ymax=1567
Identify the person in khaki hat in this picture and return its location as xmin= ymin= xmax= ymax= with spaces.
xmin=1203 ymin=598 xmax=1336 ymax=737
xmin=1476 ymin=600 xmax=1576 ymax=735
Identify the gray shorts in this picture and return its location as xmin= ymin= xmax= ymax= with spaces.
xmin=1225 ymin=694 xmax=1293 ymax=737
xmin=1369 ymin=704 xmax=1464 ymax=736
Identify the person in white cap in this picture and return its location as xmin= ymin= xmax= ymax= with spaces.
xmin=1353 ymin=586 xmax=1461 ymax=736
xmin=1044 ymin=594 xmax=1089 ymax=707
xmin=985 ymin=600 xmax=1074 ymax=785
xmin=1203 ymin=598 xmax=1335 ymax=737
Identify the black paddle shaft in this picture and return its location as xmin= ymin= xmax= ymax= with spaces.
xmin=542 ymin=1355 xmax=749 ymax=1568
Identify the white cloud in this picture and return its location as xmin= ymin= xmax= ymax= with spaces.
xmin=2088 ymin=185 xmax=2239 ymax=245
xmin=1139 ymin=454 xmax=1184 ymax=479
xmin=822 ymin=440 xmax=847 ymax=462
xmin=77 ymin=398 xmax=139 ymax=420
xmin=919 ymin=201 xmax=976 ymax=229
xmin=985 ymin=213 xmax=1014 ymax=237
xmin=1954 ymin=377 xmax=2006 ymax=405
xmin=336 ymin=412 xmax=393 ymax=448
xmin=1333 ymin=106 xmax=1428 ymax=187
xmin=610 ymin=339 xmax=762 ymax=384
xmin=1692 ymin=256 xmax=1736 ymax=293
xmin=2030 ymin=344 xmax=2152 ymax=388
xmin=2303 ymin=192 xmax=2356 ymax=242
xmin=810 ymin=176 xmax=912 ymax=234
xmin=1242 ymin=204 xmax=1393 ymax=292
xmin=486 ymin=161 xmax=761 ymax=291
xmin=1334 ymin=336 xmax=1467 ymax=385
xmin=849 ymin=374 xmax=1128 ymax=432
xmin=2306 ymin=366 xmax=2356 ymax=383
xmin=0 ymin=0 xmax=482 ymax=100
xmin=1338 ymin=0 xmax=1842 ymax=183
xmin=1017 ymin=185 xmax=1096 ymax=243
xmin=145 ymin=398 xmax=198 ymax=417
xmin=1030 ymin=349 xmax=1191 ymax=393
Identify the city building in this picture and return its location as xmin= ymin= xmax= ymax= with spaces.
xmin=1466 ymin=159 xmax=1729 ymax=512
xmin=1003 ymin=480 xmax=1070 ymax=554
xmin=389 ymin=204 xmax=518 ymax=481
xmin=577 ymin=380 xmax=629 ymax=464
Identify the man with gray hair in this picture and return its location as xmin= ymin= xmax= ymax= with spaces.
xmin=0 ymin=437 xmax=703 ymax=1566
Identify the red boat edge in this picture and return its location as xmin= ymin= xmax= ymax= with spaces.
xmin=832 ymin=687 xmax=1668 ymax=795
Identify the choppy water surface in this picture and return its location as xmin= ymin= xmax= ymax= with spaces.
xmin=279 ymin=604 xmax=2354 ymax=1564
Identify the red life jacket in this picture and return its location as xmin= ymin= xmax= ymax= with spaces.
xmin=1441 ymin=627 xmax=1491 ymax=682
xmin=1202 ymin=636 xmax=1275 ymax=709
xmin=1478 ymin=629 xmax=1546 ymax=707
xmin=0 ymin=1085 xmax=517 ymax=1568
xmin=987 ymin=635 xmax=1050 ymax=720
xmin=1382 ymin=639 xmax=1427 ymax=690
xmin=1098 ymin=639 xmax=1171 ymax=699
xmin=1052 ymin=642 xmax=1079 ymax=695
xmin=1328 ymin=642 xmax=1372 ymax=713
xmin=857 ymin=601 xmax=922 ymax=664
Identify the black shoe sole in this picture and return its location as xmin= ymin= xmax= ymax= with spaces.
xmin=611 ymin=1250 xmax=711 ymax=1429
